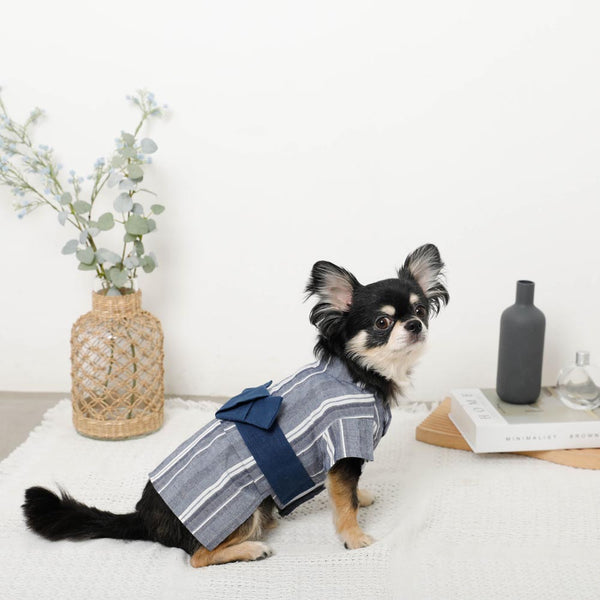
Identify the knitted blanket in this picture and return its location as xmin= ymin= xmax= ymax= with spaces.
xmin=1 ymin=398 xmax=599 ymax=599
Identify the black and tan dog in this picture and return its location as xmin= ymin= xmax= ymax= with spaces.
xmin=23 ymin=244 xmax=448 ymax=566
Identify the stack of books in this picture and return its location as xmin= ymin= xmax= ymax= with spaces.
xmin=449 ymin=387 xmax=600 ymax=453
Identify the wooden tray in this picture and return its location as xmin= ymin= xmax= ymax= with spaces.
xmin=416 ymin=398 xmax=600 ymax=470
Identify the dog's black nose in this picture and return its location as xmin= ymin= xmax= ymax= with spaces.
xmin=404 ymin=320 xmax=422 ymax=334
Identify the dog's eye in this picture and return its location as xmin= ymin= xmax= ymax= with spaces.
xmin=375 ymin=316 xmax=394 ymax=331
xmin=415 ymin=305 xmax=427 ymax=318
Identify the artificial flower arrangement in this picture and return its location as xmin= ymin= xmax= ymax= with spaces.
xmin=0 ymin=89 xmax=168 ymax=439
xmin=0 ymin=89 xmax=166 ymax=295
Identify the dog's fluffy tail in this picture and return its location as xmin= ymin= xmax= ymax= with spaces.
xmin=22 ymin=486 xmax=150 ymax=542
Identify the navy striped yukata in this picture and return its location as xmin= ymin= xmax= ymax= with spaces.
xmin=149 ymin=357 xmax=392 ymax=550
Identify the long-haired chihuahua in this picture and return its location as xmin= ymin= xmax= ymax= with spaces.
xmin=22 ymin=243 xmax=448 ymax=567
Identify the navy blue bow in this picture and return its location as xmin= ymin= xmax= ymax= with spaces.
xmin=215 ymin=381 xmax=316 ymax=507
xmin=215 ymin=382 xmax=283 ymax=430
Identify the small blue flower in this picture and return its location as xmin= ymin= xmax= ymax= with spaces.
xmin=17 ymin=209 xmax=26 ymax=219
xmin=94 ymin=157 xmax=105 ymax=169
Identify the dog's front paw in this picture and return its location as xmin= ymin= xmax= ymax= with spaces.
xmin=357 ymin=488 xmax=375 ymax=507
xmin=342 ymin=529 xmax=375 ymax=550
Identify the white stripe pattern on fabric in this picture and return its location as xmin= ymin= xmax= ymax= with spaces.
xmin=339 ymin=419 xmax=346 ymax=457
xmin=287 ymin=394 xmax=375 ymax=442
xmin=323 ymin=429 xmax=335 ymax=467
xmin=294 ymin=414 xmax=372 ymax=460
xmin=156 ymin=430 xmax=230 ymax=493
xmin=179 ymin=456 xmax=256 ymax=521
xmin=373 ymin=403 xmax=381 ymax=439
xmin=192 ymin=478 xmax=257 ymax=536
xmin=269 ymin=359 xmax=320 ymax=394
xmin=151 ymin=420 xmax=221 ymax=481
xmin=278 ymin=357 xmax=331 ymax=398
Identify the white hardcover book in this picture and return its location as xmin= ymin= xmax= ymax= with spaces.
xmin=449 ymin=387 xmax=600 ymax=453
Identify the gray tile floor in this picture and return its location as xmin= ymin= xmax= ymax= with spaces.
xmin=0 ymin=392 xmax=223 ymax=461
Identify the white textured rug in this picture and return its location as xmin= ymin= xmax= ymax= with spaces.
xmin=2 ymin=399 xmax=600 ymax=599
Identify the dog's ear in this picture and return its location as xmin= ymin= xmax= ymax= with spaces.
xmin=306 ymin=261 xmax=359 ymax=312
xmin=305 ymin=261 xmax=360 ymax=334
xmin=399 ymin=244 xmax=449 ymax=315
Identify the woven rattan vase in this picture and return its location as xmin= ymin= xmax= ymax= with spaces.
xmin=70 ymin=289 xmax=164 ymax=439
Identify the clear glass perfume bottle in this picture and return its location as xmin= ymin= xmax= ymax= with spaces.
xmin=557 ymin=351 xmax=600 ymax=410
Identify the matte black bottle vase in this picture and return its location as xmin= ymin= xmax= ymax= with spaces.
xmin=496 ymin=280 xmax=545 ymax=404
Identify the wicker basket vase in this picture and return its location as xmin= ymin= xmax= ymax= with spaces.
xmin=70 ymin=290 xmax=164 ymax=439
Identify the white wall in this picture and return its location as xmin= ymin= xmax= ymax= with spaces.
xmin=1 ymin=0 xmax=599 ymax=401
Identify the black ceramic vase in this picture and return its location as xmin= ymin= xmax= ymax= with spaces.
xmin=496 ymin=280 xmax=546 ymax=404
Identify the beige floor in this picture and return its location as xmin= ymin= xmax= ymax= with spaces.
xmin=0 ymin=392 xmax=222 ymax=462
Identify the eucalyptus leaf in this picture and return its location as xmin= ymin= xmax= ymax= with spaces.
xmin=134 ymin=239 xmax=145 ymax=256
xmin=97 ymin=212 xmax=114 ymax=231
xmin=73 ymin=200 xmax=91 ymax=214
xmin=79 ymin=230 xmax=89 ymax=244
xmin=96 ymin=248 xmax=122 ymax=264
xmin=107 ymin=170 xmax=121 ymax=188
xmin=106 ymin=286 xmax=122 ymax=296
xmin=78 ymin=262 xmax=97 ymax=271
xmin=58 ymin=211 xmax=68 ymax=226
xmin=147 ymin=218 xmax=157 ymax=233
xmin=131 ymin=202 xmax=144 ymax=215
xmin=59 ymin=192 xmax=72 ymax=206
xmin=150 ymin=204 xmax=165 ymax=214
xmin=108 ymin=266 xmax=128 ymax=287
xmin=124 ymin=256 xmax=139 ymax=269
xmin=111 ymin=155 xmax=125 ymax=168
xmin=87 ymin=227 xmax=101 ymax=238
xmin=61 ymin=239 xmax=79 ymax=255
xmin=125 ymin=214 xmax=149 ymax=235
xmin=141 ymin=255 xmax=156 ymax=273
xmin=121 ymin=132 xmax=135 ymax=146
xmin=76 ymin=247 xmax=95 ymax=265
xmin=127 ymin=164 xmax=143 ymax=181
xmin=119 ymin=178 xmax=136 ymax=191
xmin=123 ymin=233 xmax=137 ymax=243
xmin=119 ymin=146 xmax=136 ymax=159
xmin=140 ymin=138 xmax=158 ymax=154
xmin=114 ymin=192 xmax=133 ymax=213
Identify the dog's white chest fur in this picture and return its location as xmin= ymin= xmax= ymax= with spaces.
xmin=346 ymin=328 xmax=427 ymax=392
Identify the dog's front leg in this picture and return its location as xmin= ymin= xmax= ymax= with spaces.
xmin=327 ymin=457 xmax=375 ymax=549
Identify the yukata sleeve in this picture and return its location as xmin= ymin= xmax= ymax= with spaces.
xmin=320 ymin=411 xmax=377 ymax=472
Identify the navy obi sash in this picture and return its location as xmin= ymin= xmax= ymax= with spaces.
xmin=216 ymin=382 xmax=317 ymax=508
